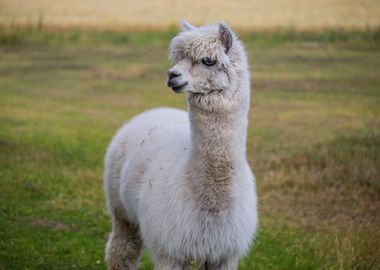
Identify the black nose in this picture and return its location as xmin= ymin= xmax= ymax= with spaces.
xmin=168 ymin=70 xmax=181 ymax=79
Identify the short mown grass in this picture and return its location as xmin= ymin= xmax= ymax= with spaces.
xmin=0 ymin=28 xmax=379 ymax=269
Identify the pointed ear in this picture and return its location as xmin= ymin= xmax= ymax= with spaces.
xmin=219 ymin=21 xmax=233 ymax=53
xmin=181 ymin=20 xmax=196 ymax=31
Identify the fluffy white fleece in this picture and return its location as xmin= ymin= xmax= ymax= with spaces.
xmin=104 ymin=21 xmax=258 ymax=270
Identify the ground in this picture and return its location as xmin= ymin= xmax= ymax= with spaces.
xmin=0 ymin=29 xmax=379 ymax=269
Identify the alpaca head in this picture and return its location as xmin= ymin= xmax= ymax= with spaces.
xmin=167 ymin=21 xmax=250 ymax=111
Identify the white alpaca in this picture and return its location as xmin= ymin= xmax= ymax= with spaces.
xmin=104 ymin=21 xmax=258 ymax=270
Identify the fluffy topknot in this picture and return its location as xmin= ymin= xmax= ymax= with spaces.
xmin=169 ymin=22 xmax=236 ymax=68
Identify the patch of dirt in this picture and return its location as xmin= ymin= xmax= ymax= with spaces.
xmin=30 ymin=219 xmax=76 ymax=231
xmin=0 ymin=139 xmax=16 ymax=148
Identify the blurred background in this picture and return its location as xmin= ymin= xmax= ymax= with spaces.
xmin=1 ymin=0 xmax=380 ymax=30
xmin=0 ymin=1 xmax=379 ymax=269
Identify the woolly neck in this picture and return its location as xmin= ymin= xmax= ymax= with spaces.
xmin=186 ymin=101 xmax=249 ymax=214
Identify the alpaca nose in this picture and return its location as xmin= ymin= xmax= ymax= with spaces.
xmin=168 ymin=70 xmax=181 ymax=79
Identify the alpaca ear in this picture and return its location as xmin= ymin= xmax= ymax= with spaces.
xmin=219 ymin=21 xmax=233 ymax=53
xmin=181 ymin=20 xmax=196 ymax=31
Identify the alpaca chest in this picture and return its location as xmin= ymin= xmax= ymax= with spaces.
xmin=139 ymin=178 xmax=257 ymax=262
xmin=185 ymin=211 xmax=255 ymax=260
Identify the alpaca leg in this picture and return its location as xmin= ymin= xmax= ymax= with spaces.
xmin=153 ymin=257 xmax=186 ymax=270
xmin=198 ymin=261 xmax=220 ymax=270
xmin=105 ymin=216 xmax=142 ymax=270
xmin=183 ymin=263 xmax=192 ymax=270
xmin=198 ymin=257 xmax=239 ymax=270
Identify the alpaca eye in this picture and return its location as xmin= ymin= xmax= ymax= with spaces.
xmin=202 ymin=57 xmax=216 ymax=66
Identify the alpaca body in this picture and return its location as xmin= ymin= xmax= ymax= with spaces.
xmin=105 ymin=107 xmax=257 ymax=264
xmin=104 ymin=21 xmax=258 ymax=269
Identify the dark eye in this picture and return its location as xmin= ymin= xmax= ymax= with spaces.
xmin=201 ymin=57 xmax=216 ymax=66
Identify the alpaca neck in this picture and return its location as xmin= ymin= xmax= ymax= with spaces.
xmin=187 ymin=102 xmax=248 ymax=213
xmin=189 ymin=106 xmax=247 ymax=162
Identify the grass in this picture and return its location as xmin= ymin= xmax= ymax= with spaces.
xmin=0 ymin=28 xmax=379 ymax=269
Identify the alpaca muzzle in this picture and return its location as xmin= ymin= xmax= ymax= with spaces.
xmin=167 ymin=70 xmax=188 ymax=92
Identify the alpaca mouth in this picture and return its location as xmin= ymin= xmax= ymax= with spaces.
xmin=171 ymin=82 xmax=188 ymax=93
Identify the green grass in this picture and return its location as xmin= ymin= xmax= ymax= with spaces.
xmin=0 ymin=28 xmax=379 ymax=269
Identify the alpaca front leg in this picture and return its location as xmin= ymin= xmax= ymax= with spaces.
xmin=105 ymin=216 xmax=142 ymax=270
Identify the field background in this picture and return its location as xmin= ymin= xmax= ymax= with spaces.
xmin=1 ymin=1 xmax=380 ymax=270
xmin=1 ymin=0 xmax=380 ymax=30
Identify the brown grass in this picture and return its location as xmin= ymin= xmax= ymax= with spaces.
xmin=1 ymin=0 xmax=380 ymax=30
xmin=30 ymin=219 xmax=76 ymax=231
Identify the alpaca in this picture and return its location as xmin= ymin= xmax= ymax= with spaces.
xmin=104 ymin=21 xmax=258 ymax=270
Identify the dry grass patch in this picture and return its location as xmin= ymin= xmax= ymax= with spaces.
xmin=30 ymin=219 xmax=76 ymax=231
xmin=1 ymin=0 xmax=380 ymax=30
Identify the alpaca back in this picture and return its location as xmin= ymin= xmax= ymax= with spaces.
xmin=104 ymin=107 xmax=190 ymax=223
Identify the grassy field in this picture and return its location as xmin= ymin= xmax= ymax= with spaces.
xmin=1 ymin=0 xmax=380 ymax=30
xmin=0 ymin=28 xmax=379 ymax=269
